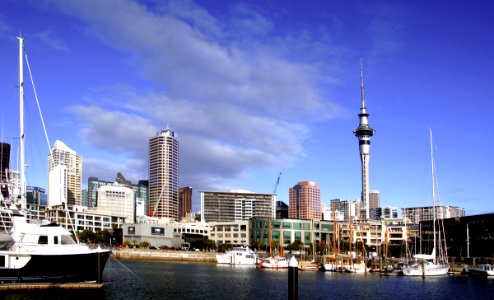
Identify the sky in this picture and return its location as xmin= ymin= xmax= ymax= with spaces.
xmin=0 ymin=0 xmax=493 ymax=216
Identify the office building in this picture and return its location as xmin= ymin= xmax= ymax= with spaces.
xmin=48 ymin=140 xmax=82 ymax=207
xmin=97 ymin=183 xmax=135 ymax=223
xmin=200 ymin=190 xmax=274 ymax=223
xmin=148 ymin=128 xmax=179 ymax=219
xmin=88 ymin=177 xmax=112 ymax=208
xmin=288 ymin=181 xmax=321 ymax=221
xmin=179 ymin=186 xmax=192 ymax=221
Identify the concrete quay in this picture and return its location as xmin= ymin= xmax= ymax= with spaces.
xmin=113 ymin=249 xmax=216 ymax=263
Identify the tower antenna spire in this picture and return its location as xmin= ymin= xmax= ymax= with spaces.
xmin=360 ymin=59 xmax=366 ymax=111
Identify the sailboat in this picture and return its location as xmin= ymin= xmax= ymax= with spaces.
xmin=0 ymin=36 xmax=111 ymax=283
xmin=402 ymin=130 xmax=449 ymax=276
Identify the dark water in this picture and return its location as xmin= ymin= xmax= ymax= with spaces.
xmin=1 ymin=258 xmax=494 ymax=299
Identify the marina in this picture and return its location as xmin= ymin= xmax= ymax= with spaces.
xmin=2 ymin=259 xmax=493 ymax=299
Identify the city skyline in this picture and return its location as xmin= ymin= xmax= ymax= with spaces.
xmin=0 ymin=1 xmax=493 ymax=216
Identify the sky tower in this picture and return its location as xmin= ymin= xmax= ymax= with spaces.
xmin=353 ymin=64 xmax=375 ymax=220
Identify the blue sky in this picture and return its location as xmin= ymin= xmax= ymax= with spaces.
xmin=1 ymin=0 xmax=493 ymax=216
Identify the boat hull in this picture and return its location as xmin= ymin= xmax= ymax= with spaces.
xmin=468 ymin=264 xmax=494 ymax=276
xmin=0 ymin=250 xmax=111 ymax=283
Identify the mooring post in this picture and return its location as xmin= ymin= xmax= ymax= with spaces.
xmin=288 ymin=256 xmax=298 ymax=300
xmin=97 ymin=252 xmax=102 ymax=283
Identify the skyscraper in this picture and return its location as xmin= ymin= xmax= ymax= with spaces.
xmin=148 ymin=128 xmax=179 ymax=219
xmin=48 ymin=140 xmax=82 ymax=207
xmin=288 ymin=181 xmax=321 ymax=221
xmin=353 ymin=65 xmax=375 ymax=220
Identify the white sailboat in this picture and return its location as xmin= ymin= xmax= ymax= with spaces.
xmin=403 ymin=130 xmax=449 ymax=276
xmin=0 ymin=36 xmax=111 ymax=283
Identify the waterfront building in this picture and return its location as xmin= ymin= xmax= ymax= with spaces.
xmin=200 ymin=190 xmax=274 ymax=223
xmin=440 ymin=213 xmax=494 ymax=259
xmin=48 ymin=140 xmax=82 ymax=207
xmin=353 ymin=66 xmax=375 ymax=220
xmin=208 ymin=221 xmax=249 ymax=246
xmin=179 ymin=186 xmax=192 ymax=221
xmin=148 ymin=128 xmax=179 ymax=219
xmin=45 ymin=204 xmax=126 ymax=231
xmin=97 ymin=183 xmax=135 ymax=223
xmin=402 ymin=205 xmax=465 ymax=224
xmin=122 ymin=221 xmax=208 ymax=249
xmin=275 ymin=200 xmax=289 ymax=219
xmin=288 ymin=181 xmax=321 ymax=221
xmin=249 ymin=218 xmax=334 ymax=252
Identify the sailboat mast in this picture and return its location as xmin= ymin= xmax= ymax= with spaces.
xmin=18 ymin=36 xmax=26 ymax=211
xmin=430 ymin=129 xmax=437 ymax=264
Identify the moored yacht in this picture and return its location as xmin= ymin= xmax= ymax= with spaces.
xmin=216 ymin=246 xmax=256 ymax=265
xmin=468 ymin=264 xmax=494 ymax=276
xmin=259 ymin=256 xmax=289 ymax=269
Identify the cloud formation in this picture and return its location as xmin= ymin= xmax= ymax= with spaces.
xmin=51 ymin=0 xmax=346 ymax=203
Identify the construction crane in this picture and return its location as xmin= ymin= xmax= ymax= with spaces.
xmin=273 ymin=172 xmax=282 ymax=194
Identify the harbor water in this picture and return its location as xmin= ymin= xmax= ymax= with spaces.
xmin=1 ymin=258 xmax=494 ymax=299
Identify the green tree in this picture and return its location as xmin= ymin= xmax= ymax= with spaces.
xmin=78 ymin=230 xmax=96 ymax=244
xmin=250 ymin=240 xmax=265 ymax=251
xmin=288 ymin=240 xmax=304 ymax=251
xmin=139 ymin=241 xmax=151 ymax=249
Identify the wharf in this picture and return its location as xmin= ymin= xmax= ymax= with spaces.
xmin=113 ymin=249 xmax=216 ymax=262
xmin=0 ymin=282 xmax=103 ymax=290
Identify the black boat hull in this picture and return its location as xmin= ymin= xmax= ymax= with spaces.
xmin=0 ymin=250 xmax=111 ymax=283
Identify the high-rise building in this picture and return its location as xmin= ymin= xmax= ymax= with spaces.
xmin=148 ymin=128 xmax=179 ymax=219
xmin=179 ymin=186 xmax=192 ymax=221
xmin=48 ymin=140 xmax=82 ymax=207
xmin=275 ymin=200 xmax=288 ymax=219
xmin=369 ymin=190 xmax=380 ymax=209
xmin=288 ymin=181 xmax=321 ymax=221
xmin=353 ymin=65 xmax=375 ymax=220
xmin=200 ymin=190 xmax=274 ymax=222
